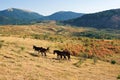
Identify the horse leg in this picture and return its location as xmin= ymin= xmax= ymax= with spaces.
xmin=64 ymin=55 xmax=67 ymax=60
xmin=68 ymin=55 xmax=71 ymax=60
xmin=41 ymin=52 xmax=43 ymax=56
xmin=34 ymin=50 xmax=36 ymax=54
xmin=44 ymin=52 xmax=47 ymax=56
xmin=57 ymin=54 xmax=59 ymax=59
xmin=60 ymin=55 xmax=62 ymax=59
xmin=38 ymin=51 xmax=40 ymax=54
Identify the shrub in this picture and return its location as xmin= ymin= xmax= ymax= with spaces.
xmin=43 ymin=34 xmax=49 ymax=40
xmin=20 ymin=46 xmax=25 ymax=51
xmin=74 ymin=58 xmax=84 ymax=67
xmin=0 ymin=43 xmax=3 ymax=49
xmin=17 ymin=46 xmax=25 ymax=53
xmin=23 ymin=35 xmax=27 ymax=39
xmin=111 ymin=60 xmax=116 ymax=64
xmin=117 ymin=74 xmax=120 ymax=79
xmin=82 ymin=53 xmax=89 ymax=59
xmin=0 ymin=40 xmax=4 ymax=49
xmin=49 ymin=37 xmax=54 ymax=41
xmin=93 ymin=56 xmax=98 ymax=65
xmin=32 ymin=34 xmax=42 ymax=39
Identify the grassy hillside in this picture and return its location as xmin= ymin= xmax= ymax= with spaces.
xmin=0 ymin=24 xmax=120 ymax=80
xmin=63 ymin=8 xmax=120 ymax=29
xmin=0 ymin=36 xmax=120 ymax=80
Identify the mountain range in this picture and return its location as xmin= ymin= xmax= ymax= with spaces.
xmin=0 ymin=8 xmax=84 ymax=25
xmin=0 ymin=8 xmax=43 ymax=24
xmin=1 ymin=8 xmax=120 ymax=29
xmin=63 ymin=9 xmax=120 ymax=29
xmin=39 ymin=11 xmax=84 ymax=21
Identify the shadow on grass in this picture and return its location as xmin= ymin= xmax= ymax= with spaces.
xmin=28 ymin=52 xmax=39 ymax=57
xmin=4 ymin=55 xmax=14 ymax=59
xmin=52 ymin=58 xmax=60 ymax=60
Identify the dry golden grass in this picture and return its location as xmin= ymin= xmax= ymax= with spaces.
xmin=0 ymin=24 xmax=87 ymax=37
xmin=0 ymin=36 xmax=120 ymax=80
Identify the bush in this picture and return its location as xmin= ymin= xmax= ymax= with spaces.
xmin=74 ymin=58 xmax=84 ymax=67
xmin=32 ymin=34 xmax=41 ymax=39
xmin=0 ymin=40 xmax=4 ymax=49
xmin=82 ymin=53 xmax=89 ymax=59
xmin=93 ymin=56 xmax=98 ymax=65
xmin=117 ymin=74 xmax=120 ymax=79
xmin=111 ymin=60 xmax=116 ymax=64
xmin=20 ymin=46 xmax=25 ymax=51
xmin=0 ymin=43 xmax=3 ymax=49
xmin=23 ymin=35 xmax=27 ymax=39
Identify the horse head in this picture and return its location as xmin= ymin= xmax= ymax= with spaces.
xmin=47 ymin=47 xmax=49 ymax=50
xmin=33 ymin=45 xmax=36 ymax=49
xmin=53 ymin=50 xmax=56 ymax=54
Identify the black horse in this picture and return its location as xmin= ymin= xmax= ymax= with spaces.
xmin=39 ymin=47 xmax=49 ymax=56
xmin=63 ymin=49 xmax=71 ymax=60
xmin=53 ymin=49 xmax=70 ymax=60
xmin=53 ymin=50 xmax=66 ymax=59
xmin=33 ymin=45 xmax=42 ymax=53
xmin=33 ymin=45 xmax=49 ymax=56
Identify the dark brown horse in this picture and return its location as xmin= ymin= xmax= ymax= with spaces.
xmin=33 ymin=45 xmax=49 ymax=56
xmin=33 ymin=45 xmax=42 ymax=53
xmin=39 ymin=47 xmax=49 ymax=56
xmin=53 ymin=49 xmax=70 ymax=60
xmin=63 ymin=49 xmax=71 ymax=60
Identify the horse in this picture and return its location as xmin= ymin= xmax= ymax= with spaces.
xmin=63 ymin=49 xmax=71 ymax=60
xmin=33 ymin=45 xmax=49 ymax=56
xmin=53 ymin=50 xmax=66 ymax=59
xmin=39 ymin=47 xmax=49 ymax=56
xmin=33 ymin=45 xmax=43 ymax=53
xmin=53 ymin=49 xmax=71 ymax=60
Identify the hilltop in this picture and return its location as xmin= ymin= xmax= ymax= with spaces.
xmin=63 ymin=8 xmax=120 ymax=29
xmin=0 ymin=8 xmax=84 ymax=25
xmin=39 ymin=11 xmax=84 ymax=21
xmin=0 ymin=8 xmax=43 ymax=25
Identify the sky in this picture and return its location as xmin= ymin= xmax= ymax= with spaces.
xmin=1 ymin=0 xmax=120 ymax=15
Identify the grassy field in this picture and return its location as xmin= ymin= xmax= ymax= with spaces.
xmin=0 ymin=24 xmax=120 ymax=80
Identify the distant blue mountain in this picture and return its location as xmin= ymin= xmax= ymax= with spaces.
xmin=40 ymin=11 xmax=84 ymax=21
xmin=0 ymin=8 xmax=84 ymax=25
xmin=0 ymin=8 xmax=43 ymax=24
xmin=63 ymin=8 xmax=120 ymax=29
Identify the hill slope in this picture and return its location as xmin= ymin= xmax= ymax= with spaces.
xmin=39 ymin=11 xmax=84 ymax=21
xmin=0 ymin=36 xmax=120 ymax=80
xmin=63 ymin=9 xmax=120 ymax=29
xmin=0 ymin=24 xmax=120 ymax=79
xmin=0 ymin=8 xmax=43 ymax=24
